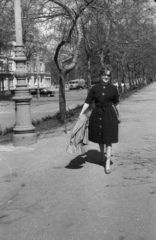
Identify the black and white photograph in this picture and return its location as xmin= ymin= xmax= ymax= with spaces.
xmin=0 ymin=0 xmax=156 ymax=239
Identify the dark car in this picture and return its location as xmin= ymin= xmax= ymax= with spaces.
xmin=30 ymin=88 xmax=55 ymax=97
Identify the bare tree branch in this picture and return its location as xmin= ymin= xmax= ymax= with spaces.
xmin=48 ymin=0 xmax=75 ymax=20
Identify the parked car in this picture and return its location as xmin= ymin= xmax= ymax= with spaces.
xmin=69 ymin=79 xmax=86 ymax=90
xmin=30 ymin=88 xmax=55 ymax=97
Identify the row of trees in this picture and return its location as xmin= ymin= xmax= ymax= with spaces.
xmin=1 ymin=0 xmax=156 ymax=122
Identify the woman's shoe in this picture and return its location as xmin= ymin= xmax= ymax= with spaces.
xmin=105 ymin=159 xmax=111 ymax=174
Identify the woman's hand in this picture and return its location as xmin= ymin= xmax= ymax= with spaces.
xmin=79 ymin=103 xmax=89 ymax=118
xmin=117 ymin=116 xmax=121 ymax=124
xmin=114 ymin=104 xmax=120 ymax=123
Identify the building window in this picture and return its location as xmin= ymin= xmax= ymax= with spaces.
xmin=0 ymin=47 xmax=4 ymax=55
xmin=27 ymin=62 xmax=31 ymax=72
xmin=8 ymin=62 xmax=12 ymax=71
xmin=40 ymin=77 xmax=44 ymax=85
xmin=34 ymin=62 xmax=37 ymax=72
xmin=28 ymin=78 xmax=31 ymax=86
xmin=35 ymin=77 xmax=37 ymax=85
xmin=8 ymin=47 xmax=12 ymax=56
xmin=40 ymin=63 xmax=43 ymax=72
xmin=0 ymin=62 xmax=2 ymax=71
xmin=0 ymin=62 xmax=6 ymax=72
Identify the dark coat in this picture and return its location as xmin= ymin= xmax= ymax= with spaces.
xmin=85 ymin=83 xmax=119 ymax=144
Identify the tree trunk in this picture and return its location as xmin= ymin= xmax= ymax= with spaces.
xmin=87 ymin=58 xmax=92 ymax=92
xmin=51 ymin=1 xmax=94 ymax=130
xmin=117 ymin=60 xmax=120 ymax=83
xmin=59 ymin=74 xmax=67 ymax=132
xmin=127 ymin=64 xmax=133 ymax=90
xmin=122 ymin=68 xmax=127 ymax=93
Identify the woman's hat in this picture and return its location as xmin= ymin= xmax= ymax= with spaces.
xmin=99 ymin=68 xmax=111 ymax=77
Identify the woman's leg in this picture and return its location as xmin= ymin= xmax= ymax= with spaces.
xmin=105 ymin=144 xmax=112 ymax=173
xmin=99 ymin=144 xmax=105 ymax=163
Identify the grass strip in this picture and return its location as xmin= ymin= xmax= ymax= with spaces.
xmin=0 ymin=105 xmax=83 ymax=144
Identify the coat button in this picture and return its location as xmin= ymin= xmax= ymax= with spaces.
xmin=99 ymin=118 xmax=102 ymax=120
xmin=99 ymin=126 xmax=102 ymax=128
xmin=102 ymin=93 xmax=105 ymax=95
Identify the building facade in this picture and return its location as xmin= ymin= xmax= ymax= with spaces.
xmin=0 ymin=42 xmax=51 ymax=94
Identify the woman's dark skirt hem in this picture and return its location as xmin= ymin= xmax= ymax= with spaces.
xmin=89 ymin=137 xmax=118 ymax=144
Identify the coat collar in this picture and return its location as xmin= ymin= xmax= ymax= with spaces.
xmin=100 ymin=81 xmax=110 ymax=87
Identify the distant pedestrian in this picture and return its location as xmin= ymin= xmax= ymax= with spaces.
xmin=79 ymin=68 xmax=120 ymax=174
xmin=121 ymin=82 xmax=124 ymax=93
xmin=113 ymin=80 xmax=119 ymax=92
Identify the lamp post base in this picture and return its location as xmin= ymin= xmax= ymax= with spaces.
xmin=13 ymin=133 xmax=37 ymax=147
xmin=12 ymin=43 xmax=37 ymax=147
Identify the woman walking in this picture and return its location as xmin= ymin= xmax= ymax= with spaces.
xmin=79 ymin=68 xmax=120 ymax=174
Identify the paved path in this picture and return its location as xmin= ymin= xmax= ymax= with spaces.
xmin=0 ymin=90 xmax=87 ymax=130
xmin=0 ymin=83 xmax=156 ymax=240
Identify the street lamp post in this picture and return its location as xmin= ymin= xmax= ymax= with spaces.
xmin=13 ymin=0 xmax=36 ymax=146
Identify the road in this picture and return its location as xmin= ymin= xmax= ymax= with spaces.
xmin=0 ymin=89 xmax=87 ymax=130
